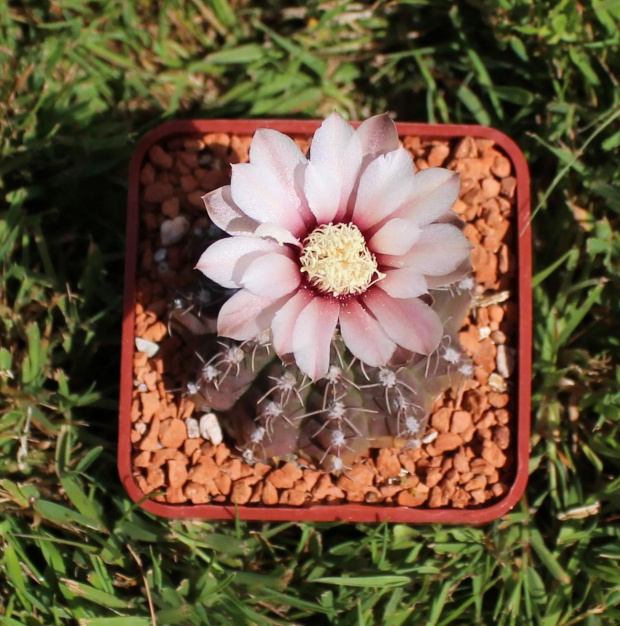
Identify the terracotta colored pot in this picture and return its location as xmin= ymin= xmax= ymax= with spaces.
xmin=119 ymin=119 xmax=531 ymax=523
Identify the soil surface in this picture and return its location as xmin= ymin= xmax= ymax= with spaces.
xmin=129 ymin=130 xmax=518 ymax=509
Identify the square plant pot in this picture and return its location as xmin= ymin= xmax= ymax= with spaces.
xmin=119 ymin=118 xmax=531 ymax=523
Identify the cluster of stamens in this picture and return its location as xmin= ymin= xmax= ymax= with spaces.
xmin=299 ymin=222 xmax=384 ymax=297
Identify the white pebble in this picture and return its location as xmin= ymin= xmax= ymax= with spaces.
xmin=422 ymin=430 xmax=438 ymax=444
xmin=478 ymin=326 xmax=491 ymax=340
xmin=160 ymin=216 xmax=189 ymax=246
xmin=153 ymin=248 xmax=167 ymax=263
xmin=488 ymin=372 xmax=507 ymax=392
xmin=496 ymin=344 xmax=515 ymax=378
xmin=185 ymin=417 xmax=200 ymax=439
xmin=134 ymin=422 xmax=147 ymax=435
xmin=135 ymin=337 xmax=159 ymax=357
xmin=199 ymin=412 xmax=223 ymax=445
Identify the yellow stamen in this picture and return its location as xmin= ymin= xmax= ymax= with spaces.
xmin=299 ymin=223 xmax=384 ymax=297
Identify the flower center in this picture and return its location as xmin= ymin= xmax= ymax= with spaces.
xmin=299 ymin=223 xmax=383 ymax=297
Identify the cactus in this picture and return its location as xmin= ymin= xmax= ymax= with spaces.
xmin=172 ymin=280 xmax=473 ymax=470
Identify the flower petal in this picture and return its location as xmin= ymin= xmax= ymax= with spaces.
xmin=217 ymin=289 xmax=288 ymax=341
xmin=337 ymin=133 xmax=363 ymax=221
xmin=339 ymin=299 xmax=396 ymax=366
xmin=271 ymin=288 xmax=313 ymax=355
xmin=425 ymin=259 xmax=471 ymax=289
xmin=249 ymin=129 xmax=314 ymax=227
xmin=250 ymin=128 xmax=307 ymax=174
xmin=363 ymin=288 xmax=443 ymax=355
xmin=292 ymin=297 xmax=340 ymax=380
xmin=240 ymin=253 xmax=301 ymax=300
xmin=308 ymin=111 xmax=354 ymax=168
xmin=378 ymin=223 xmax=473 ymax=276
xmin=202 ymin=186 xmax=258 ymax=236
xmin=394 ymin=168 xmax=461 ymax=226
xmin=351 ymin=148 xmax=416 ymax=230
xmin=368 ymin=218 xmax=421 ymax=255
xmin=254 ymin=223 xmax=301 ymax=248
xmin=195 ymin=236 xmax=285 ymax=288
xmin=304 ymin=112 xmax=363 ymax=223
xmin=303 ymin=163 xmax=343 ymax=224
xmin=377 ymin=268 xmax=428 ymax=299
xmin=355 ymin=113 xmax=400 ymax=166
xmin=231 ymin=163 xmax=307 ymax=236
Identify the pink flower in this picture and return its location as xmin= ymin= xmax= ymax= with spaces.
xmin=197 ymin=113 xmax=472 ymax=380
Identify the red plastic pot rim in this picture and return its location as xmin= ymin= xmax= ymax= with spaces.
xmin=119 ymin=119 xmax=532 ymax=523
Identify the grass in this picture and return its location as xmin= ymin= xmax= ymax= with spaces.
xmin=1 ymin=0 xmax=620 ymax=623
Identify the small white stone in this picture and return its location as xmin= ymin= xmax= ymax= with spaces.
xmin=153 ymin=248 xmax=167 ymax=263
xmin=422 ymin=430 xmax=438 ymax=444
xmin=488 ymin=372 xmax=507 ymax=392
xmin=478 ymin=326 xmax=491 ymax=340
xmin=135 ymin=337 xmax=159 ymax=357
xmin=185 ymin=417 xmax=200 ymax=439
xmin=134 ymin=422 xmax=147 ymax=435
xmin=199 ymin=412 xmax=223 ymax=445
xmin=160 ymin=216 xmax=189 ymax=246
xmin=496 ymin=344 xmax=515 ymax=378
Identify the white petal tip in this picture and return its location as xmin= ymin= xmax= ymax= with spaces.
xmin=255 ymin=223 xmax=301 ymax=248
